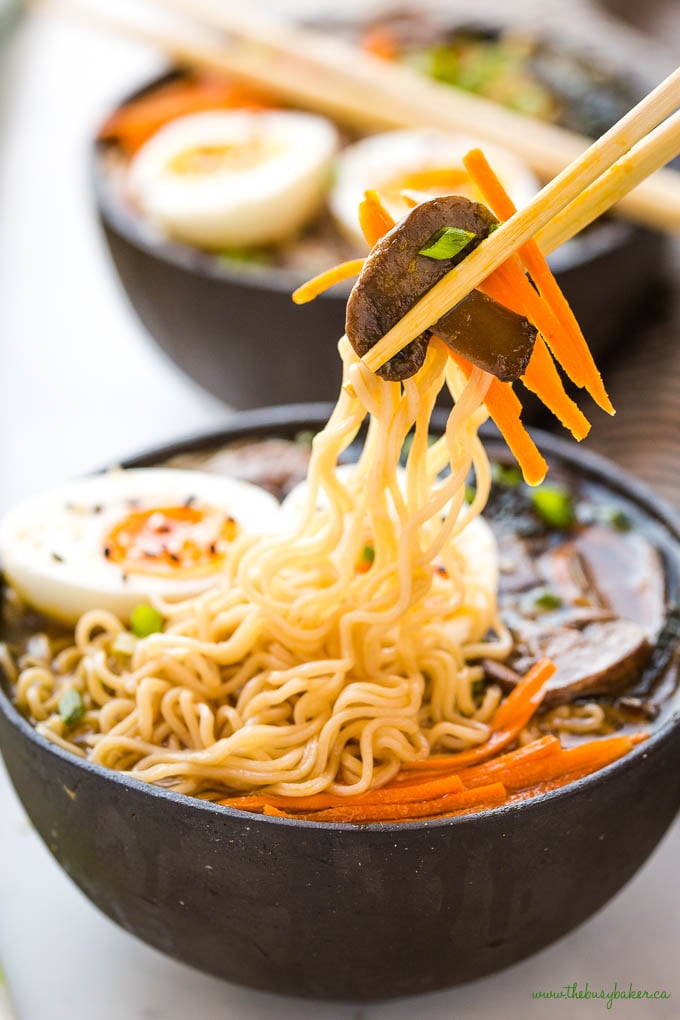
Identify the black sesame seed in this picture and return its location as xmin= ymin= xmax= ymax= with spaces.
xmin=103 ymin=546 xmax=112 ymax=559
xmin=51 ymin=551 xmax=65 ymax=563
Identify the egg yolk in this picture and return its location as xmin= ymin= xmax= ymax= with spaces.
xmin=168 ymin=136 xmax=278 ymax=175
xmin=381 ymin=166 xmax=478 ymax=209
xmin=103 ymin=504 xmax=238 ymax=577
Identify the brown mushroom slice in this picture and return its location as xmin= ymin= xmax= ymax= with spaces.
xmin=515 ymin=618 xmax=652 ymax=707
xmin=433 ymin=290 xmax=537 ymax=381
xmin=346 ymin=195 xmax=499 ymax=381
xmin=537 ymin=524 xmax=666 ymax=639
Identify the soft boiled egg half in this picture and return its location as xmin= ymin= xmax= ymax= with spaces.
xmin=128 ymin=109 xmax=338 ymax=249
xmin=0 ymin=469 xmax=281 ymax=625
xmin=330 ymin=129 xmax=539 ymax=250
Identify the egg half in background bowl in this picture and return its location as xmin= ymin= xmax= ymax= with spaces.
xmin=93 ymin=14 xmax=669 ymax=411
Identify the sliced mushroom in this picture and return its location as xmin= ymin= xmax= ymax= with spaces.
xmin=346 ymin=195 xmax=537 ymax=381
xmin=536 ymin=524 xmax=665 ymax=638
xmin=491 ymin=521 xmax=666 ymax=706
xmin=434 ymin=290 xmax=537 ymax=381
xmin=513 ymin=618 xmax=652 ymax=706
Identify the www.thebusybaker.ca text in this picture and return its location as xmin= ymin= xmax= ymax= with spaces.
xmin=531 ymin=981 xmax=671 ymax=1010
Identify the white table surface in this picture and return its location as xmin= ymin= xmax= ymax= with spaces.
xmin=1 ymin=6 xmax=680 ymax=1019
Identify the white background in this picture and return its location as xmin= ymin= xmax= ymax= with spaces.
xmin=1 ymin=3 xmax=679 ymax=1018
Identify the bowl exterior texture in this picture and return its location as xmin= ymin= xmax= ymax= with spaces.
xmin=1 ymin=708 xmax=680 ymax=999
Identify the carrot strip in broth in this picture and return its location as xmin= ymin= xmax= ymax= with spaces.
xmin=300 ymin=782 xmax=508 ymax=823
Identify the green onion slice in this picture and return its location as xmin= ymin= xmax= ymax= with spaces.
xmin=58 ymin=688 xmax=85 ymax=727
xmin=130 ymin=604 xmax=163 ymax=638
xmin=418 ymin=226 xmax=476 ymax=260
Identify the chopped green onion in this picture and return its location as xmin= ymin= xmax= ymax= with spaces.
xmin=130 ymin=604 xmax=163 ymax=638
xmin=418 ymin=226 xmax=476 ymax=260
xmin=531 ymin=485 xmax=575 ymax=529
xmin=217 ymin=246 xmax=270 ymax=269
xmin=492 ymin=463 xmax=523 ymax=488
xmin=465 ymin=484 xmax=476 ymax=504
xmin=608 ymin=509 xmax=632 ymax=532
xmin=488 ymin=222 xmax=501 ymax=233
xmin=471 ymin=678 xmax=486 ymax=700
xmin=58 ymin=688 xmax=85 ymax=727
xmin=534 ymin=591 xmax=563 ymax=611
xmin=360 ymin=543 xmax=375 ymax=565
xmin=294 ymin=430 xmax=315 ymax=448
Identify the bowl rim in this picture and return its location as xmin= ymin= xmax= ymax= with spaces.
xmin=91 ymin=66 xmax=638 ymax=295
xmin=1 ymin=403 xmax=679 ymax=833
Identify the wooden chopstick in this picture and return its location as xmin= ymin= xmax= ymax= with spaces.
xmin=537 ymin=109 xmax=680 ymax=255
xmin=146 ymin=0 xmax=680 ymax=235
xmin=361 ymin=69 xmax=680 ymax=375
xmin=44 ymin=0 xmax=680 ymax=236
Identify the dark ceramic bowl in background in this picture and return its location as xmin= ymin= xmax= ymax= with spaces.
xmin=1 ymin=406 xmax=680 ymax=1000
xmin=92 ymin=37 xmax=669 ymax=412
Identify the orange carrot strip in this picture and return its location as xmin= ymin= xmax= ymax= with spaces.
xmin=302 ymin=782 xmax=507 ymax=823
xmin=463 ymin=147 xmax=613 ymax=414
xmin=292 ymin=258 xmax=366 ymax=305
xmin=445 ymin=348 xmax=548 ymax=486
xmin=455 ymin=735 xmax=561 ymax=786
xmin=477 ymin=272 xmax=590 ymax=440
xmin=221 ymin=773 xmax=465 ymax=814
xmin=503 ymin=733 xmax=648 ymax=799
xmin=361 ymin=26 xmax=399 ymax=61
xmin=522 ymin=339 xmax=591 ymax=441
xmin=404 ymin=660 xmax=555 ymax=773
xmin=491 ymin=658 xmax=556 ymax=732
xmin=358 ymin=190 xmax=396 ymax=247
xmin=262 ymin=804 xmax=294 ymax=818
xmin=391 ymin=734 xmax=559 ymax=788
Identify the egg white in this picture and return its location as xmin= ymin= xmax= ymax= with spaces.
xmin=330 ymin=129 xmax=539 ymax=249
xmin=0 ymin=469 xmax=281 ymax=625
xmin=128 ymin=109 xmax=338 ymax=249
xmin=281 ymin=463 xmax=498 ymax=594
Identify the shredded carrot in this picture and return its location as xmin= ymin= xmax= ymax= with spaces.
xmin=504 ymin=733 xmax=648 ymax=801
xmin=292 ymin=259 xmax=366 ymax=305
xmin=443 ymin=346 xmax=548 ymax=485
xmin=300 ymin=782 xmax=508 ymax=824
xmin=358 ymin=190 xmax=396 ymax=247
xmin=404 ymin=659 xmax=556 ymax=772
xmin=262 ymin=804 xmax=294 ymax=818
xmin=222 ymin=774 xmax=466 ymax=815
xmin=522 ymin=339 xmax=591 ymax=441
xmin=491 ymin=658 xmax=556 ymax=731
xmin=477 ymin=269 xmax=591 ymax=440
xmin=99 ymin=75 xmax=269 ymax=155
xmin=360 ymin=26 xmax=400 ymax=61
xmin=462 ymin=147 xmax=614 ymax=414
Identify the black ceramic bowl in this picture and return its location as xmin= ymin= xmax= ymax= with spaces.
xmin=92 ymin=63 xmax=668 ymax=412
xmin=1 ymin=406 xmax=680 ymax=1000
